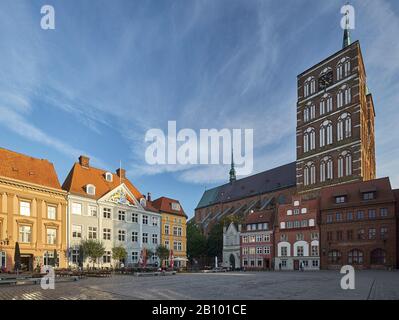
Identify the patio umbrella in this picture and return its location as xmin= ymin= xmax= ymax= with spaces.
xmin=53 ymin=249 xmax=58 ymax=267
xmin=14 ymin=242 xmax=21 ymax=274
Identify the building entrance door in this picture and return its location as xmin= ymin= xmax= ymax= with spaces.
xmin=294 ymin=260 xmax=300 ymax=270
xmin=264 ymin=259 xmax=270 ymax=270
xmin=229 ymin=254 xmax=236 ymax=270
xmin=20 ymin=254 xmax=33 ymax=272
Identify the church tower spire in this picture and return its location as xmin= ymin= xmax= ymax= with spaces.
xmin=229 ymin=148 xmax=236 ymax=184
xmin=342 ymin=5 xmax=351 ymax=48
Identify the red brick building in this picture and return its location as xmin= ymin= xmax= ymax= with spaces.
xmin=240 ymin=210 xmax=274 ymax=270
xmin=274 ymin=196 xmax=320 ymax=270
xmin=319 ymin=178 xmax=396 ymax=269
xmin=296 ymin=40 xmax=376 ymax=194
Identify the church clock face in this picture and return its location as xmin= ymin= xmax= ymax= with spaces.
xmin=318 ymin=71 xmax=333 ymax=90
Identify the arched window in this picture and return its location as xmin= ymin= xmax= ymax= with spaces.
xmin=304 ymin=166 xmax=309 ymax=186
xmin=338 ymin=156 xmax=344 ymax=178
xmin=327 ymin=157 xmax=333 ymax=180
xmin=320 ymin=156 xmax=333 ymax=181
xmin=337 ymin=57 xmax=350 ymax=81
xmin=348 ymin=249 xmax=363 ymax=265
xmin=319 ymin=99 xmax=325 ymax=116
xmin=328 ymin=250 xmax=341 ymax=264
xmin=345 ymin=152 xmax=352 ymax=175
xmin=304 ymin=162 xmax=315 ymax=186
xmin=345 ymin=86 xmax=351 ymax=104
xmin=304 ymin=107 xmax=309 ymax=122
xmin=337 ymin=85 xmax=351 ymax=108
xmin=320 ymin=120 xmax=333 ymax=147
xmin=370 ymin=249 xmax=386 ymax=265
xmin=337 ymin=63 xmax=343 ymax=81
xmin=310 ymin=163 xmax=316 ymax=184
xmin=320 ymin=94 xmax=332 ymax=115
xmin=303 ymin=128 xmax=315 ymax=153
xmin=338 ymin=113 xmax=352 ymax=141
xmin=320 ymin=160 xmax=325 ymax=182
xmin=344 ymin=59 xmax=351 ymax=77
xmin=303 ymin=103 xmax=315 ymax=122
xmin=310 ymin=78 xmax=316 ymax=95
xmin=304 ymin=81 xmax=309 ymax=98
xmin=326 ymin=95 xmax=333 ymax=112
xmin=337 ymin=90 xmax=344 ymax=108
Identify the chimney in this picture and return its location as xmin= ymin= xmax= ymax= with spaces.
xmin=147 ymin=192 xmax=152 ymax=202
xmin=116 ymin=168 xmax=126 ymax=179
xmin=79 ymin=155 xmax=90 ymax=168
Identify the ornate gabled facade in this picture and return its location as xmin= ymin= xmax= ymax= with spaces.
xmin=0 ymin=148 xmax=68 ymax=271
xmin=62 ymin=156 xmax=161 ymax=268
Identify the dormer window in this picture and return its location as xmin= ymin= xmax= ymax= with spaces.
xmin=362 ymin=192 xmax=375 ymax=201
xmin=105 ymin=172 xmax=113 ymax=182
xmin=335 ymin=196 xmax=347 ymax=204
xmin=86 ymin=184 xmax=96 ymax=195
xmin=140 ymin=198 xmax=147 ymax=207
xmin=171 ymin=202 xmax=181 ymax=211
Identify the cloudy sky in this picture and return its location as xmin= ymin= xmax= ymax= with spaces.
xmin=0 ymin=0 xmax=398 ymax=218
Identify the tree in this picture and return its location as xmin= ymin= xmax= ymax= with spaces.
xmin=206 ymin=222 xmax=224 ymax=259
xmin=206 ymin=216 xmax=244 ymax=260
xmin=156 ymin=245 xmax=170 ymax=267
xmin=80 ymin=239 xmax=105 ymax=268
xmin=112 ymin=246 xmax=127 ymax=268
xmin=14 ymin=242 xmax=21 ymax=273
xmin=187 ymin=220 xmax=207 ymax=260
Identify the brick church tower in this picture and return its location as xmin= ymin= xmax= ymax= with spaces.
xmin=296 ymin=20 xmax=376 ymax=194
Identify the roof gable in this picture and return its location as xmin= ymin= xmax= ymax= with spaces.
xmin=62 ymin=162 xmax=143 ymax=200
xmin=152 ymin=196 xmax=187 ymax=217
xmin=98 ymin=183 xmax=141 ymax=208
xmin=0 ymin=148 xmax=61 ymax=189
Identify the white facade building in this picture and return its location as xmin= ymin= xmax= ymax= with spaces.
xmin=63 ymin=156 xmax=161 ymax=268
xmin=222 ymin=223 xmax=241 ymax=269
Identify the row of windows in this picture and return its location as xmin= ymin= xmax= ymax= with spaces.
xmin=18 ymin=225 xmax=57 ymax=244
xmin=303 ymin=58 xmax=351 ymax=98
xmin=71 ymin=225 xmax=159 ymax=244
xmin=72 ymin=203 xmax=160 ymax=226
xmin=326 ymin=227 xmax=388 ymax=241
xmin=279 ymin=259 xmax=319 ymax=268
xmin=303 ymin=152 xmax=352 ymax=186
xmin=19 ymin=201 xmax=57 ymax=220
xmin=280 ymin=219 xmax=315 ymax=230
xmin=280 ymin=233 xmax=319 ymax=241
xmin=326 ymin=208 xmax=388 ymax=223
xmin=242 ymin=246 xmax=272 ymax=255
xmin=303 ymin=113 xmax=352 ymax=153
xmin=303 ymin=86 xmax=352 ymax=122
xmin=242 ymin=234 xmax=271 ymax=243
xmin=328 ymin=248 xmax=386 ymax=265
xmin=164 ymin=225 xmax=184 ymax=236
xmin=245 ymin=223 xmax=268 ymax=231
xmin=280 ymin=245 xmax=319 ymax=257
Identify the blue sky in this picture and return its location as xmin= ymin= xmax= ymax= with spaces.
xmin=1 ymin=0 xmax=399 ymax=218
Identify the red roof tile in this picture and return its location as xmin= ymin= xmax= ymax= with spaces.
xmin=0 ymin=147 xmax=61 ymax=189
xmin=151 ymin=196 xmax=187 ymax=218
xmin=62 ymin=161 xmax=142 ymax=200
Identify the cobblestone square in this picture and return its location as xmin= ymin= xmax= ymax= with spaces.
xmin=1 ymin=271 xmax=399 ymax=300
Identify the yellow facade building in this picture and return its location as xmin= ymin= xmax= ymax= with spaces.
xmin=0 ymin=148 xmax=67 ymax=271
xmin=152 ymin=197 xmax=187 ymax=268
